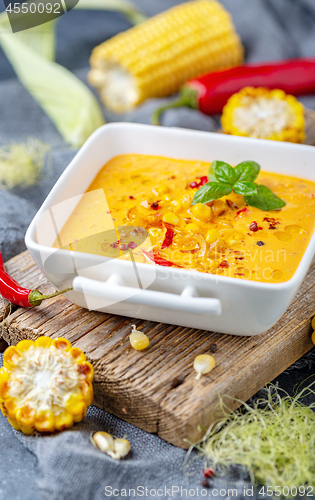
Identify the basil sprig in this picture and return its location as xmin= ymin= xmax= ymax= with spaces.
xmin=192 ymin=160 xmax=286 ymax=211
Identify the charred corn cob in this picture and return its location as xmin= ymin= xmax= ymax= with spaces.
xmin=0 ymin=337 xmax=94 ymax=435
xmin=221 ymin=87 xmax=305 ymax=143
xmin=88 ymin=0 xmax=244 ymax=112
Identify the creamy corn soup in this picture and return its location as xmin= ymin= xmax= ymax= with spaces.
xmin=55 ymin=154 xmax=315 ymax=283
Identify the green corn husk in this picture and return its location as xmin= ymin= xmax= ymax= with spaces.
xmin=76 ymin=0 xmax=147 ymax=25
xmin=0 ymin=1 xmax=146 ymax=147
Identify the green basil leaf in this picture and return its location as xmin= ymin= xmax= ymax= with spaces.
xmin=208 ymin=162 xmax=217 ymax=182
xmin=233 ymin=182 xmax=257 ymax=196
xmin=212 ymin=161 xmax=236 ymax=185
xmin=234 ymin=161 xmax=261 ymax=182
xmin=192 ymin=182 xmax=232 ymax=205
xmin=244 ymin=184 xmax=286 ymax=211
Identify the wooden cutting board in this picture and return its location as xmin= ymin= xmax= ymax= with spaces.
xmin=0 ymin=250 xmax=314 ymax=449
xmin=1 ymin=112 xmax=315 ymax=448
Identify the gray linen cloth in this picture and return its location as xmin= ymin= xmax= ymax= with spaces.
xmin=1 ymin=1 xmax=315 ymax=499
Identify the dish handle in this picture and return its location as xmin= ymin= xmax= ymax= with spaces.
xmin=72 ymin=275 xmax=222 ymax=316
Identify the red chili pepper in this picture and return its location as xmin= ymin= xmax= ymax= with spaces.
xmin=190 ymin=181 xmax=199 ymax=189
xmin=152 ymin=58 xmax=315 ymax=123
xmin=190 ymin=176 xmax=208 ymax=189
xmin=142 ymin=249 xmax=183 ymax=268
xmin=203 ymin=467 xmax=214 ymax=478
xmin=0 ymin=251 xmax=72 ymax=307
xmin=236 ymin=207 xmax=249 ymax=216
xmin=199 ymin=176 xmax=208 ymax=186
xmin=249 ymin=221 xmax=262 ymax=232
xmin=161 ymin=227 xmax=174 ymax=249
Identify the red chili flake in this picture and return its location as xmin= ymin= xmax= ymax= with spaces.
xmin=151 ymin=202 xmax=159 ymax=210
xmin=190 ymin=181 xmax=199 ymax=188
xmin=119 ymin=244 xmax=128 ymax=251
xmin=249 ymin=221 xmax=259 ymax=232
xmin=128 ymin=241 xmax=137 ymax=249
xmin=219 ymin=260 xmax=229 ymax=268
xmin=199 ymin=176 xmax=208 ymax=186
xmin=161 ymin=227 xmax=174 ymax=249
xmin=129 ymin=195 xmax=134 ymax=200
xmin=235 ymin=256 xmax=245 ymax=260
xmin=263 ymin=217 xmax=280 ymax=229
xmin=203 ymin=467 xmax=214 ymax=478
xmin=236 ymin=207 xmax=249 ymax=216
xmin=110 ymin=242 xmax=119 ymax=249
xmin=263 ymin=217 xmax=279 ymax=224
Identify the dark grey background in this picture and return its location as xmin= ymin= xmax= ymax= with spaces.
xmin=0 ymin=1 xmax=315 ymax=499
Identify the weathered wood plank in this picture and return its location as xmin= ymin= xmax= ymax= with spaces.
xmin=0 ymin=251 xmax=314 ymax=448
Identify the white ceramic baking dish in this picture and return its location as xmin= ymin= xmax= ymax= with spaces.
xmin=25 ymin=123 xmax=315 ymax=336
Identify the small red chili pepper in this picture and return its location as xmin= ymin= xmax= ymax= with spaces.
xmin=151 ymin=202 xmax=159 ymax=210
xmin=161 ymin=227 xmax=174 ymax=249
xmin=0 ymin=251 xmax=72 ymax=307
xmin=236 ymin=207 xmax=249 ymax=216
xmin=152 ymin=58 xmax=315 ymax=123
xmin=199 ymin=176 xmax=208 ymax=186
xmin=190 ymin=176 xmax=208 ymax=189
xmin=249 ymin=221 xmax=262 ymax=232
xmin=203 ymin=467 xmax=214 ymax=478
xmin=142 ymin=249 xmax=183 ymax=268
xmin=190 ymin=181 xmax=199 ymax=189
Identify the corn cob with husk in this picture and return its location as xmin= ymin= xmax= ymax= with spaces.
xmin=0 ymin=337 xmax=94 ymax=435
xmin=221 ymin=87 xmax=306 ymax=143
xmin=88 ymin=0 xmax=244 ymax=112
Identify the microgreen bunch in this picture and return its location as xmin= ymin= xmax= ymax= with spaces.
xmin=191 ymin=383 xmax=315 ymax=491
xmin=192 ymin=160 xmax=286 ymax=211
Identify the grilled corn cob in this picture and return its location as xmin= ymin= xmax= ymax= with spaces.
xmin=88 ymin=0 xmax=244 ymax=112
xmin=221 ymin=87 xmax=305 ymax=143
xmin=0 ymin=337 xmax=94 ymax=435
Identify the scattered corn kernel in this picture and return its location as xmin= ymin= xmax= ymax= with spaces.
xmin=312 ymin=331 xmax=315 ymax=346
xmin=194 ymin=354 xmax=215 ymax=380
xmin=163 ymin=212 xmax=180 ymax=225
xmin=112 ymin=438 xmax=131 ymax=459
xmin=154 ymin=184 xmax=169 ymax=195
xmin=170 ymin=200 xmax=182 ymax=212
xmin=311 ymin=316 xmax=315 ymax=332
xmin=205 ymin=229 xmax=221 ymax=245
xmin=91 ymin=432 xmax=131 ymax=460
xmin=129 ymin=325 xmax=150 ymax=351
xmin=191 ymin=203 xmax=212 ymax=222
xmin=92 ymin=431 xmax=115 ymax=454
xmin=0 ymin=337 xmax=93 ymax=434
xmin=185 ymin=223 xmax=201 ymax=233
